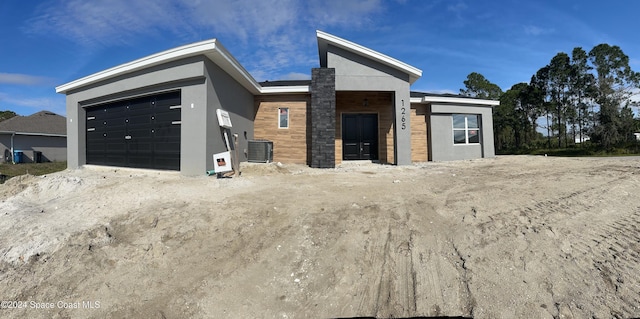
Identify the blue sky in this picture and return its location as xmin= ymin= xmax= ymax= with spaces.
xmin=1 ymin=0 xmax=639 ymax=116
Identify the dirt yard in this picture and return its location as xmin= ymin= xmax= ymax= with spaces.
xmin=0 ymin=156 xmax=639 ymax=318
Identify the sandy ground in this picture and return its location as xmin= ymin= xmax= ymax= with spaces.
xmin=0 ymin=155 xmax=639 ymax=318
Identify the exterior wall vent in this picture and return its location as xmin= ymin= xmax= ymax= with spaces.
xmin=247 ymin=140 xmax=273 ymax=163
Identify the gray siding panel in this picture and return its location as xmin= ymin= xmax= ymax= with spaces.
xmin=0 ymin=135 xmax=66 ymax=163
xmin=429 ymin=103 xmax=495 ymax=161
xmin=204 ymin=58 xmax=255 ymax=175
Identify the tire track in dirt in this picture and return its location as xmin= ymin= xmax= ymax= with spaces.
xmin=561 ymin=208 xmax=640 ymax=317
xmin=354 ymin=198 xmax=473 ymax=318
xmin=456 ymin=168 xmax=640 ymax=318
xmin=470 ymin=174 xmax=631 ymax=247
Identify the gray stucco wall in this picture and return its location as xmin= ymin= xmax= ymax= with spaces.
xmin=326 ymin=45 xmax=412 ymax=165
xmin=429 ymin=103 xmax=495 ymax=161
xmin=203 ymin=59 xmax=255 ymax=174
xmin=0 ymin=136 xmax=8 ymax=163
xmin=64 ymin=56 xmax=208 ymax=175
xmin=63 ymin=55 xmax=255 ymax=176
xmin=0 ymin=135 xmax=66 ymax=163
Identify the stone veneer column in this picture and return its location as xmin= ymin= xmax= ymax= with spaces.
xmin=310 ymin=68 xmax=336 ymax=168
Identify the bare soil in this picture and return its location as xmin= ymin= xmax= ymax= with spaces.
xmin=0 ymin=156 xmax=639 ymax=318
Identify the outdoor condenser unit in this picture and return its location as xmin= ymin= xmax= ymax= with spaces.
xmin=247 ymin=140 xmax=273 ymax=163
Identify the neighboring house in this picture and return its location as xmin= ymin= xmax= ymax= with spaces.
xmin=576 ymin=135 xmax=591 ymax=144
xmin=0 ymin=111 xmax=67 ymax=163
xmin=56 ymin=31 xmax=498 ymax=176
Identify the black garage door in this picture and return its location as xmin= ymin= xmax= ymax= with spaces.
xmin=86 ymin=91 xmax=181 ymax=170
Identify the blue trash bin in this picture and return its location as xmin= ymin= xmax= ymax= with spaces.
xmin=13 ymin=150 xmax=23 ymax=164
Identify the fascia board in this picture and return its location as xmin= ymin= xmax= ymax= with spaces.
xmin=0 ymin=131 xmax=66 ymax=137
xmin=260 ymin=86 xmax=310 ymax=94
xmin=422 ymin=96 xmax=499 ymax=106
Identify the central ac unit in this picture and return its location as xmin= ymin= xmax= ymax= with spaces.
xmin=247 ymin=140 xmax=273 ymax=163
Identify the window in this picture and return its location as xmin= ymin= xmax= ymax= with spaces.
xmin=278 ymin=107 xmax=289 ymax=129
xmin=453 ymin=114 xmax=480 ymax=144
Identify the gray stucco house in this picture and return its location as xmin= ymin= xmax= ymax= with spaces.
xmin=0 ymin=111 xmax=67 ymax=163
xmin=56 ymin=31 xmax=498 ymax=175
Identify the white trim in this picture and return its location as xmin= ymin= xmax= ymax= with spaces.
xmin=87 ymin=128 xmax=96 ymax=132
xmin=422 ymin=96 xmax=499 ymax=106
xmin=169 ymin=105 xmax=182 ymax=109
xmin=171 ymin=121 xmax=181 ymax=125
xmin=260 ymin=86 xmax=310 ymax=94
xmin=317 ymin=30 xmax=422 ymax=84
xmin=278 ymin=107 xmax=289 ymax=129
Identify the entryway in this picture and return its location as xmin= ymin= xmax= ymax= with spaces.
xmin=342 ymin=113 xmax=378 ymax=160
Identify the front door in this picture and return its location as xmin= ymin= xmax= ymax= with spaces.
xmin=342 ymin=114 xmax=378 ymax=160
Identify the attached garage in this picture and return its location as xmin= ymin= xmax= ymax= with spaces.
xmin=57 ymin=41 xmax=258 ymax=176
xmin=85 ymin=91 xmax=181 ymax=170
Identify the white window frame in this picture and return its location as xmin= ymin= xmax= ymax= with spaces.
xmin=452 ymin=114 xmax=480 ymax=145
xmin=278 ymin=107 xmax=289 ymax=129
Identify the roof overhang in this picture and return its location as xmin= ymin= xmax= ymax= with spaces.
xmin=260 ymin=85 xmax=310 ymax=94
xmin=0 ymin=131 xmax=66 ymax=137
xmin=56 ymin=39 xmax=263 ymax=95
xmin=317 ymin=30 xmax=422 ymax=84
xmin=410 ymin=96 xmax=499 ymax=106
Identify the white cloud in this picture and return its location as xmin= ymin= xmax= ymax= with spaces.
xmin=25 ymin=0 xmax=386 ymax=81
xmin=524 ymin=25 xmax=554 ymax=36
xmin=0 ymin=92 xmax=66 ymax=115
xmin=631 ymin=88 xmax=640 ymax=102
xmin=429 ymin=89 xmax=458 ymax=95
xmin=447 ymin=2 xmax=468 ymax=12
xmin=306 ymin=0 xmax=383 ymax=28
xmin=282 ymin=72 xmax=311 ymax=80
xmin=26 ymin=0 xmax=383 ymax=46
xmin=0 ymin=73 xmax=54 ymax=86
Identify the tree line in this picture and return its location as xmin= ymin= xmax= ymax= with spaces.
xmin=460 ymin=44 xmax=640 ymax=153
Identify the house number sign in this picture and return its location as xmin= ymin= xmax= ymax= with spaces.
xmin=400 ymin=100 xmax=406 ymax=130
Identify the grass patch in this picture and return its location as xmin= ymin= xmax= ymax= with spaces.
xmin=0 ymin=162 xmax=67 ymax=183
xmin=529 ymin=148 xmax=596 ymax=157
xmin=499 ymin=145 xmax=640 ymax=157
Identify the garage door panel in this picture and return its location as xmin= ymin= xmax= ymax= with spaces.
xmin=153 ymin=156 xmax=181 ymax=170
xmin=154 ymin=112 xmax=180 ymax=123
xmin=154 ymin=141 xmax=180 ymax=153
xmin=85 ymin=90 xmax=181 ymax=170
xmin=127 ymin=115 xmax=153 ymax=126
xmin=154 ymin=92 xmax=181 ymax=107
xmin=127 ymin=128 xmax=153 ymax=138
xmin=154 ymin=126 xmax=180 ymax=139
xmin=106 ymin=142 xmax=126 ymax=153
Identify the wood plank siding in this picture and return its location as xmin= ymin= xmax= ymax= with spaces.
xmin=254 ymin=94 xmax=310 ymax=164
xmin=335 ymin=91 xmax=394 ymax=165
xmin=410 ymin=103 xmax=429 ymax=162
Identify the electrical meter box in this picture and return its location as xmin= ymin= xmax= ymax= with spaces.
xmin=216 ymin=109 xmax=232 ymax=128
